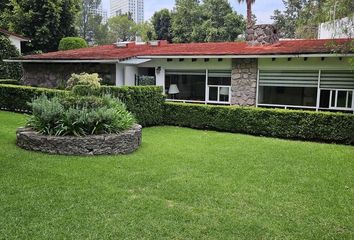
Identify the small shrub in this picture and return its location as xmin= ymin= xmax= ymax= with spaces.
xmin=0 ymin=35 xmax=22 ymax=80
xmin=58 ymin=37 xmax=88 ymax=51
xmin=66 ymin=72 xmax=101 ymax=90
xmin=27 ymin=95 xmax=135 ymax=136
xmin=137 ymin=76 xmax=156 ymax=86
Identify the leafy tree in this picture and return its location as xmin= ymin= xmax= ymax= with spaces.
xmin=272 ymin=0 xmax=354 ymax=39
xmin=0 ymin=0 xmax=10 ymax=28
xmin=197 ymin=0 xmax=245 ymax=42
xmin=151 ymin=9 xmax=172 ymax=42
xmin=0 ymin=34 xmax=22 ymax=80
xmin=77 ymin=0 xmax=101 ymax=41
xmin=272 ymin=0 xmax=305 ymax=38
xmin=3 ymin=0 xmax=79 ymax=53
xmin=171 ymin=0 xmax=201 ymax=43
xmin=90 ymin=20 xmax=111 ymax=45
xmin=108 ymin=15 xmax=136 ymax=42
xmin=134 ymin=22 xmax=156 ymax=42
xmin=236 ymin=0 xmax=256 ymax=26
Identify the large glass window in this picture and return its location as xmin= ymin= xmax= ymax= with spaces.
xmin=165 ymin=72 xmax=206 ymax=101
xmin=259 ymin=87 xmax=317 ymax=106
xmin=165 ymin=70 xmax=231 ymax=104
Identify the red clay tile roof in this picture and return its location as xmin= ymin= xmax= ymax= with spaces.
xmin=17 ymin=38 xmax=353 ymax=61
xmin=0 ymin=29 xmax=31 ymax=41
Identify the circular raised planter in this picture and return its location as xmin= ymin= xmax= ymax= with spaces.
xmin=16 ymin=124 xmax=142 ymax=156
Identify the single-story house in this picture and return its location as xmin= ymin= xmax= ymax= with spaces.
xmin=7 ymin=24 xmax=354 ymax=112
xmin=0 ymin=29 xmax=30 ymax=53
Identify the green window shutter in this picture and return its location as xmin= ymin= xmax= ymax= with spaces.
xmin=259 ymin=70 xmax=319 ymax=87
xmin=208 ymin=70 xmax=232 ymax=78
xmin=165 ymin=70 xmax=206 ymax=76
xmin=320 ymin=70 xmax=354 ymax=89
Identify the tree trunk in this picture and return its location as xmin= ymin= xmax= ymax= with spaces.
xmin=247 ymin=1 xmax=252 ymax=27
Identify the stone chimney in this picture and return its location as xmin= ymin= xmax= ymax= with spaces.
xmin=246 ymin=24 xmax=279 ymax=46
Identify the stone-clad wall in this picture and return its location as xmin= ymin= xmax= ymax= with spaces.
xmin=246 ymin=24 xmax=279 ymax=46
xmin=231 ymin=59 xmax=258 ymax=106
xmin=16 ymin=124 xmax=142 ymax=156
xmin=22 ymin=63 xmax=116 ymax=88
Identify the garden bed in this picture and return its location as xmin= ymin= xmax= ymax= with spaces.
xmin=16 ymin=124 xmax=142 ymax=156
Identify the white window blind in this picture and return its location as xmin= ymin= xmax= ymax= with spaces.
xmin=320 ymin=70 xmax=354 ymax=89
xmin=259 ymin=70 xmax=319 ymax=87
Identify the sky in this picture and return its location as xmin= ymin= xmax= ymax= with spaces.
xmin=102 ymin=0 xmax=285 ymax=24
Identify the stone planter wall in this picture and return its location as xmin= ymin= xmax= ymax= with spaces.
xmin=231 ymin=58 xmax=258 ymax=106
xmin=16 ymin=124 xmax=142 ymax=156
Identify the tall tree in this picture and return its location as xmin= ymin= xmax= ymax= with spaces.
xmin=108 ymin=15 xmax=136 ymax=42
xmin=88 ymin=16 xmax=111 ymax=45
xmin=4 ymin=0 xmax=79 ymax=53
xmin=171 ymin=0 xmax=201 ymax=43
xmin=236 ymin=0 xmax=256 ymax=26
xmin=0 ymin=0 xmax=10 ymax=28
xmin=272 ymin=0 xmax=354 ymax=39
xmin=196 ymin=0 xmax=245 ymax=42
xmin=151 ymin=9 xmax=172 ymax=42
xmin=271 ymin=0 xmax=305 ymax=38
xmin=77 ymin=0 xmax=101 ymax=41
xmin=134 ymin=22 xmax=156 ymax=42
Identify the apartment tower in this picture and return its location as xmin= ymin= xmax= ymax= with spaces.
xmin=110 ymin=0 xmax=144 ymax=23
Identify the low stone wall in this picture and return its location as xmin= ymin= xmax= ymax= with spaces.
xmin=22 ymin=63 xmax=116 ymax=88
xmin=16 ymin=124 xmax=142 ymax=156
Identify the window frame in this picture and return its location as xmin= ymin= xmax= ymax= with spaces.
xmin=319 ymin=88 xmax=354 ymax=111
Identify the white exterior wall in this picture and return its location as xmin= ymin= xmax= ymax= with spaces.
xmin=318 ymin=17 xmax=354 ymax=39
xmin=155 ymin=67 xmax=165 ymax=89
xmin=115 ymin=64 xmax=124 ymax=86
xmin=124 ymin=66 xmax=138 ymax=86
xmin=139 ymin=58 xmax=232 ymax=87
xmin=8 ymin=36 xmax=22 ymax=53
xmin=258 ymin=57 xmax=353 ymax=71
xmin=110 ymin=0 xmax=144 ymax=23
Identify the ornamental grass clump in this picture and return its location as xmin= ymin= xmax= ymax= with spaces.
xmin=28 ymin=73 xmax=136 ymax=137
xmin=28 ymin=94 xmax=135 ymax=136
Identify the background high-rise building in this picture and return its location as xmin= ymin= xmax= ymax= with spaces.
xmin=110 ymin=0 xmax=144 ymax=23
xmin=89 ymin=3 xmax=108 ymax=23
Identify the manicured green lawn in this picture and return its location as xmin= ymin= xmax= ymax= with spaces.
xmin=0 ymin=111 xmax=353 ymax=239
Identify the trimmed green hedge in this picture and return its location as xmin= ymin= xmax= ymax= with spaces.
xmin=100 ymin=86 xmax=165 ymax=126
xmin=0 ymin=84 xmax=64 ymax=112
xmin=0 ymin=84 xmax=165 ymax=126
xmin=1 ymin=84 xmax=353 ymax=143
xmin=164 ymin=102 xmax=354 ymax=145
xmin=0 ymin=79 xmax=20 ymax=85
